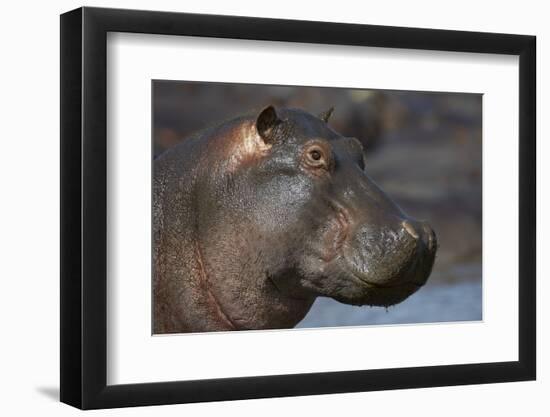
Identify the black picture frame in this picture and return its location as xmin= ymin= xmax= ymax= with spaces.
xmin=60 ymin=6 xmax=536 ymax=410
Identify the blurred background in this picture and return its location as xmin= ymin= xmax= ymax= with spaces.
xmin=153 ymin=80 xmax=482 ymax=327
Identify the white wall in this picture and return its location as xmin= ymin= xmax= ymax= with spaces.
xmin=0 ymin=0 xmax=546 ymax=415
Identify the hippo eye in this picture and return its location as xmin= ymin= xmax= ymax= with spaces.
xmin=310 ymin=150 xmax=321 ymax=160
xmin=304 ymin=144 xmax=329 ymax=169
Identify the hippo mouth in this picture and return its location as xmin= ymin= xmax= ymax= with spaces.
xmin=343 ymin=236 xmax=427 ymax=287
xmin=334 ymin=253 xmax=426 ymax=307
xmin=348 ymin=266 xmax=424 ymax=290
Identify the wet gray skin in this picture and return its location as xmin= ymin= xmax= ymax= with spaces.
xmin=153 ymin=106 xmax=437 ymax=333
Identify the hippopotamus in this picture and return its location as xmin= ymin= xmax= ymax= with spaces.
xmin=153 ymin=106 xmax=437 ymax=334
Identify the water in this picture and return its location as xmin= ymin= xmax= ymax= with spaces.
xmin=296 ymin=279 xmax=482 ymax=328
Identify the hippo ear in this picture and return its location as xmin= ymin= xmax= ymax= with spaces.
xmin=256 ymin=105 xmax=282 ymax=142
xmin=319 ymin=107 xmax=334 ymax=123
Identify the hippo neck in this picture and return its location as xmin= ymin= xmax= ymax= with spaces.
xmin=196 ymin=234 xmax=316 ymax=331
xmin=153 ymin=147 xmax=241 ymax=333
xmin=192 ymin=237 xmax=238 ymax=330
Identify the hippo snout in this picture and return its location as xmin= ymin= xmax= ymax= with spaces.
xmin=325 ymin=211 xmax=437 ymax=307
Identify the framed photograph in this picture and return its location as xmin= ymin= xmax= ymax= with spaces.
xmin=60 ymin=6 xmax=536 ymax=409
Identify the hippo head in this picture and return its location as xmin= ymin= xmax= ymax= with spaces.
xmin=200 ymin=105 xmax=437 ymax=313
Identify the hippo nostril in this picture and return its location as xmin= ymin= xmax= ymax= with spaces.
xmin=403 ymin=220 xmax=436 ymax=251
xmin=421 ymin=222 xmax=436 ymax=251
xmin=402 ymin=220 xmax=419 ymax=240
